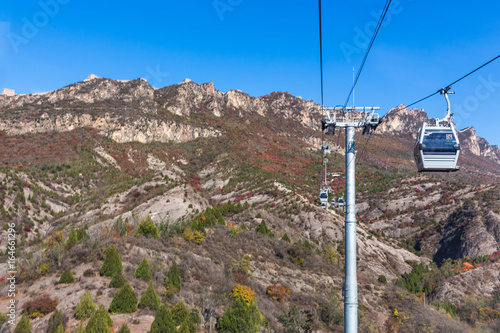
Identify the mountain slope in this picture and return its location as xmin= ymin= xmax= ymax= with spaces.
xmin=0 ymin=77 xmax=499 ymax=332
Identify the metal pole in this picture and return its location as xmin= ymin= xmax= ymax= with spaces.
xmin=344 ymin=125 xmax=357 ymax=333
xmin=324 ymin=160 xmax=327 ymax=186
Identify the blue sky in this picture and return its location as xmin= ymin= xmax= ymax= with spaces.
xmin=1 ymin=0 xmax=499 ymax=145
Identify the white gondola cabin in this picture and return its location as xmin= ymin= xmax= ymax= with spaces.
xmin=414 ymin=88 xmax=460 ymax=172
xmin=319 ymin=190 xmax=328 ymax=203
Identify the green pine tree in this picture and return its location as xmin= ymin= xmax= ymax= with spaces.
xmin=150 ymin=303 xmax=176 ymax=333
xmin=165 ymin=261 xmax=181 ymax=291
xmin=75 ymin=290 xmax=97 ymax=320
xmin=109 ymin=269 xmax=127 ymax=288
xmin=117 ymin=323 xmax=132 ymax=333
xmin=66 ymin=227 xmax=78 ymax=247
xmin=190 ymin=308 xmax=202 ymax=324
xmin=47 ymin=309 xmax=65 ymax=333
xmin=14 ymin=313 xmax=32 ymax=333
xmin=217 ymin=298 xmax=263 ymax=333
xmin=134 ymin=257 xmax=152 ymax=281
xmin=138 ymin=281 xmax=161 ymax=310
xmin=255 ymin=221 xmax=275 ymax=237
xmin=55 ymin=324 xmax=64 ymax=333
xmin=281 ymin=233 xmax=291 ymax=243
xmin=59 ymin=268 xmax=75 ymax=284
xmin=171 ymin=300 xmax=189 ymax=326
xmin=178 ymin=320 xmax=191 ymax=333
xmin=109 ymin=284 xmax=138 ymax=313
xmin=137 ymin=216 xmax=160 ymax=238
xmin=217 ymin=216 xmax=226 ymax=225
xmin=100 ymin=244 xmax=123 ymax=277
xmin=85 ymin=305 xmax=113 ymax=333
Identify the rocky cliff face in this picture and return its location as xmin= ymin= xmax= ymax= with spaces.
xmin=458 ymin=127 xmax=500 ymax=164
xmin=0 ymin=76 xmax=323 ymax=144
xmin=0 ymin=112 xmax=220 ymax=144
xmin=378 ymin=104 xmax=429 ymax=138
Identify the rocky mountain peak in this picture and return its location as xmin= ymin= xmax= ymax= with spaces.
xmin=459 ymin=126 xmax=500 ymax=163
xmin=378 ymin=104 xmax=428 ymax=137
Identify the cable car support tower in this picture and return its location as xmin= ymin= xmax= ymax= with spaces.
xmin=322 ymin=107 xmax=381 ymax=332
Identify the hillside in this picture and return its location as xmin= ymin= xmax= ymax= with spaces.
xmin=0 ymin=76 xmax=499 ymax=333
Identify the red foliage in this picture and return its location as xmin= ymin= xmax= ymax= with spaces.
xmin=23 ymin=293 xmax=59 ymax=316
xmin=266 ymin=284 xmax=290 ymax=302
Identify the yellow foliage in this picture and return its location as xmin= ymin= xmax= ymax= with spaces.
xmin=183 ymin=227 xmax=205 ymax=244
xmin=228 ymin=225 xmax=239 ymax=238
xmin=28 ymin=311 xmax=44 ymax=319
xmin=44 ymin=231 xmax=64 ymax=249
xmin=39 ymin=263 xmax=50 ymax=275
xmin=232 ymin=284 xmax=255 ymax=306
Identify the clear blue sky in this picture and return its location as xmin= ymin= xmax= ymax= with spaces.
xmin=1 ymin=0 xmax=499 ymax=145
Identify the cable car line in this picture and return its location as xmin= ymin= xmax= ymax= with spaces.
xmin=318 ymin=0 xmax=325 ymax=110
xmin=343 ymin=0 xmax=393 ymax=109
xmin=447 ymin=53 xmax=500 ymax=88
xmin=391 ymin=53 xmax=500 ymax=112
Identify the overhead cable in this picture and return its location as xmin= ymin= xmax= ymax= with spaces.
xmin=343 ymin=0 xmax=393 ymax=108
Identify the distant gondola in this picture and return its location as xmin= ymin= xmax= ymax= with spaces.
xmin=414 ymin=88 xmax=460 ymax=172
xmin=319 ymin=190 xmax=328 ymax=202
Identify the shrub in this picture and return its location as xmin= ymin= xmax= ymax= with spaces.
xmin=171 ymin=300 xmax=190 ymax=326
xmin=117 ymin=323 xmax=131 ymax=333
xmin=134 ymin=257 xmax=152 ymax=281
xmin=109 ymin=284 xmax=138 ymax=313
xmin=190 ymin=308 xmax=202 ymax=324
xmin=23 ymin=293 xmax=58 ymax=318
xmin=75 ymin=290 xmax=96 ymax=320
xmin=165 ymin=261 xmax=181 ymax=291
xmin=47 ymin=310 xmax=65 ymax=333
xmin=138 ymin=282 xmax=161 ymax=310
xmin=279 ymin=305 xmax=310 ymax=333
xmin=85 ymin=305 xmax=113 ymax=333
xmin=83 ymin=269 xmax=95 ymax=277
xmin=323 ymin=244 xmax=339 ymax=264
xmin=59 ymin=268 xmax=75 ymax=284
xmin=217 ymin=298 xmax=263 ymax=333
xmin=320 ymin=289 xmax=343 ymax=326
xmin=183 ymin=227 xmax=205 ymax=244
xmin=14 ymin=313 xmax=32 ymax=333
xmin=109 ymin=269 xmax=127 ymax=288
xmin=150 ymin=303 xmax=176 ymax=333
xmin=266 ymin=284 xmax=290 ymax=302
xmin=137 ymin=216 xmax=159 ymax=238
xmin=378 ymin=275 xmax=387 ymax=284
xmin=230 ymin=255 xmax=252 ymax=276
xmin=100 ymin=244 xmax=122 ymax=277
xmin=0 ymin=312 xmax=7 ymax=325
xmin=228 ymin=225 xmax=239 ymax=238
xmin=281 ymin=233 xmax=291 ymax=243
